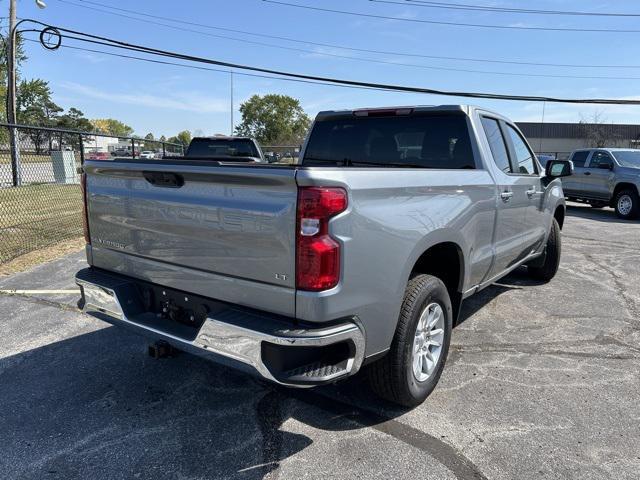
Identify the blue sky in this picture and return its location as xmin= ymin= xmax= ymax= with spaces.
xmin=12 ymin=0 xmax=640 ymax=137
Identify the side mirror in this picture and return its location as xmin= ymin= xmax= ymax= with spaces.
xmin=545 ymin=159 xmax=573 ymax=178
xmin=598 ymin=162 xmax=613 ymax=170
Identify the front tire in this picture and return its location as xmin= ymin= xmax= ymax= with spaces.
xmin=368 ymin=274 xmax=452 ymax=407
xmin=528 ymin=218 xmax=561 ymax=282
xmin=614 ymin=189 xmax=640 ymax=220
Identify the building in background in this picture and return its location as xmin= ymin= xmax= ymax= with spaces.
xmin=517 ymin=122 xmax=640 ymax=159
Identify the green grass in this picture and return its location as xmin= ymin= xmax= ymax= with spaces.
xmin=0 ymin=183 xmax=83 ymax=263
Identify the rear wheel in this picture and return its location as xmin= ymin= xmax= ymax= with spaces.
xmin=614 ymin=189 xmax=640 ymax=220
xmin=368 ymin=274 xmax=452 ymax=407
xmin=528 ymin=218 xmax=561 ymax=282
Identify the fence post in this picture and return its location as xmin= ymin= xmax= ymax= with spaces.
xmin=79 ymin=134 xmax=84 ymax=165
xmin=131 ymin=138 xmax=136 ymax=158
xmin=9 ymin=125 xmax=21 ymax=186
xmin=162 ymin=142 xmax=166 ymax=158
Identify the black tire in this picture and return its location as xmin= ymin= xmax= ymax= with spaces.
xmin=528 ymin=218 xmax=561 ymax=282
xmin=367 ymin=274 xmax=452 ymax=407
xmin=614 ymin=189 xmax=640 ymax=220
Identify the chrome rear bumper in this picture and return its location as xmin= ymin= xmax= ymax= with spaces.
xmin=75 ymin=268 xmax=365 ymax=386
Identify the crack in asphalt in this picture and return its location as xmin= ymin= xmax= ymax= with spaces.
xmin=0 ymin=290 xmax=80 ymax=313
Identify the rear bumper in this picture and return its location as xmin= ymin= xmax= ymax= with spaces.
xmin=75 ymin=268 xmax=365 ymax=387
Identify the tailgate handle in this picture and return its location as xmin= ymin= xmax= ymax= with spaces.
xmin=143 ymin=171 xmax=184 ymax=188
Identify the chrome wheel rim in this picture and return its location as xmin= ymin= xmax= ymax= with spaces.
xmin=618 ymin=195 xmax=633 ymax=216
xmin=412 ymin=302 xmax=445 ymax=382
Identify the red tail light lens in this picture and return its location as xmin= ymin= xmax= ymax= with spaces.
xmin=81 ymin=171 xmax=91 ymax=244
xmin=296 ymin=187 xmax=347 ymax=291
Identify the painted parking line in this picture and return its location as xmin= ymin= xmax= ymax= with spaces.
xmin=0 ymin=289 xmax=79 ymax=294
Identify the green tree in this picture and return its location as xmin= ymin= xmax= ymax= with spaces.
xmin=90 ymin=118 xmax=134 ymax=138
xmin=16 ymin=79 xmax=62 ymax=153
xmin=167 ymin=130 xmax=191 ymax=147
xmin=235 ymin=94 xmax=310 ymax=145
xmin=144 ymin=132 xmax=156 ymax=150
xmin=57 ymin=108 xmax=93 ymax=150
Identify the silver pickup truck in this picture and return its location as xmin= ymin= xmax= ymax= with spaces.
xmin=562 ymin=148 xmax=640 ymax=219
xmin=76 ymin=105 xmax=572 ymax=406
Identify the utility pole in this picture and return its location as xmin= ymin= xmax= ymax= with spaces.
xmin=230 ymin=71 xmax=234 ymax=136
xmin=8 ymin=0 xmax=21 ymax=186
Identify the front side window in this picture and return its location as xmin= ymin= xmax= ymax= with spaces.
xmin=505 ymin=125 xmax=537 ymax=175
xmin=480 ymin=117 xmax=511 ymax=174
xmin=589 ymin=152 xmax=613 ymax=169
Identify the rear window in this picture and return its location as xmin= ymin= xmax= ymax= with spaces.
xmin=570 ymin=151 xmax=589 ymax=167
xmin=303 ymin=114 xmax=475 ymax=169
xmin=186 ymin=138 xmax=259 ymax=157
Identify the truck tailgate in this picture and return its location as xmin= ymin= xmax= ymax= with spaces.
xmin=84 ymin=161 xmax=297 ymax=316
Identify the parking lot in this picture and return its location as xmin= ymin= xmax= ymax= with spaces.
xmin=0 ymin=202 xmax=638 ymax=480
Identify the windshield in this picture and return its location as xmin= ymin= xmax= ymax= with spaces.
xmin=611 ymin=151 xmax=640 ymax=168
xmin=186 ymin=138 xmax=260 ymax=157
xmin=303 ymin=114 xmax=475 ymax=169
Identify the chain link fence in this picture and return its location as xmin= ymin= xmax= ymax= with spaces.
xmin=0 ymin=123 xmax=184 ymax=263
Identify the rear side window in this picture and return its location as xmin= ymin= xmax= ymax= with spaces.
xmin=505 ymin=125 xmax=537 ymax=175
xmin=303 ymin=114 xmax=475 ymax=169
xmin=480 ymin=117 xmax=511 ymax=174
xmin=570 ymin=151 xmax=589 ymax=167
xmin=186 ymin=139 xmax=259 ymax=157
xmin=589 ymin=151 xmax=613 ymax=168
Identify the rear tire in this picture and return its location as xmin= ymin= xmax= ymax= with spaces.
xmin=528 ymin=218 xmax=561 ymax=282
xmin=367 ymin=274 xmax=452 ymax=407
xmin=614 ymin=189 xmax=640 ymax=220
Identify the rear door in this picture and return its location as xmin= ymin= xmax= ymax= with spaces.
xmin=480 ymin=116 xmax=533 ymax=276
xmin=562 ymin=150 xmax=591 ymax=196
xmin=583 ymin=151 xmax=615 ymax=200
xmin=502 ymin=123 xmax=547 ymax=248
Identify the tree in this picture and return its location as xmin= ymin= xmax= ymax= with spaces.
xmin=579 ymin=112 xmax=621 ymax=148
xmin=57 ymin=108 xmax=94 ymax=150
xmin=144 ymin=132 xmax=156 ymax=150
xmin=91 ymin=118 xmax=134 ymax=138
xmin=235 ymin=94 xmax=311 ymax=145
xmin=16 ymin=79 xmax=62 ymax=153
xmin=167 ymin=130 xmax=191 ymax=147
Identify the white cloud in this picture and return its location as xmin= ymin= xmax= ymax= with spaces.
xmin=58 ymin=82 xmax=229 ymax=114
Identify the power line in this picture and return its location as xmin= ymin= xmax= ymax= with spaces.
xmin=55 ymin=0 xmax=640 ymax=69
xmin=263 ymin=0 xmax=640 ymax=33
xmin=22 ymin=37 xmax=398 ymax=93
xmin=39 ymin=1 xmax=640 ymax=81
xmin=27 ymin=20 xmax=640 ymax=105
xmin=374 ymin=0 xmax=640 ymax=18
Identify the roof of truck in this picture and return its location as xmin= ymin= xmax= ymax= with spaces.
xmin=314 ymin=105 xmax=494 ymax=120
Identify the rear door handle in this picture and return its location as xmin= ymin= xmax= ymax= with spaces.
xmin=500 ymin=191 xmax=513 ymax=202
xmin=584 ymin=171 xmax=591 ymax=176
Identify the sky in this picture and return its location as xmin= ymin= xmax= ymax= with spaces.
xmin=11 ymin=0 xmax=640 ymax=138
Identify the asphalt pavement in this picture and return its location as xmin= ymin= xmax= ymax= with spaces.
xmin=1 ymin=202 xmax=638 ymax=480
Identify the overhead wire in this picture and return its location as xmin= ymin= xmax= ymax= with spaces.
xmin=21 ymin=20 xmax=640 ymax=105
xmin=375 ymin=0 xmax=640 ymax=17
xmin=262 ymin=0 xmax=640 ymax=34
xmin=55 ymin=0 xmax=640 ymax=70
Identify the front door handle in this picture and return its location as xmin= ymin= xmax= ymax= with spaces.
xmin=526 ymin=187 xmax=537 ymax=197
xmin=584 ymin=171 xmax=591 ymax=176
xmin=500 ymin=191 xmax=513 ymax=202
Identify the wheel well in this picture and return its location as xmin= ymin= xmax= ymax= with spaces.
xmin=411 ymin=242 xmax=463 ymax=325
xmin=554 ymin=205 xmax=565 ymax=230
xmin=612 ymin=183 xmax=639 ymax=201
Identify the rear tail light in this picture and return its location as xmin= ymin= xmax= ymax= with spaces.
xmin=81 ymin=171 xmax=91 ymax=244
xmin=296 ymin=187 xmax=347 ymax=291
